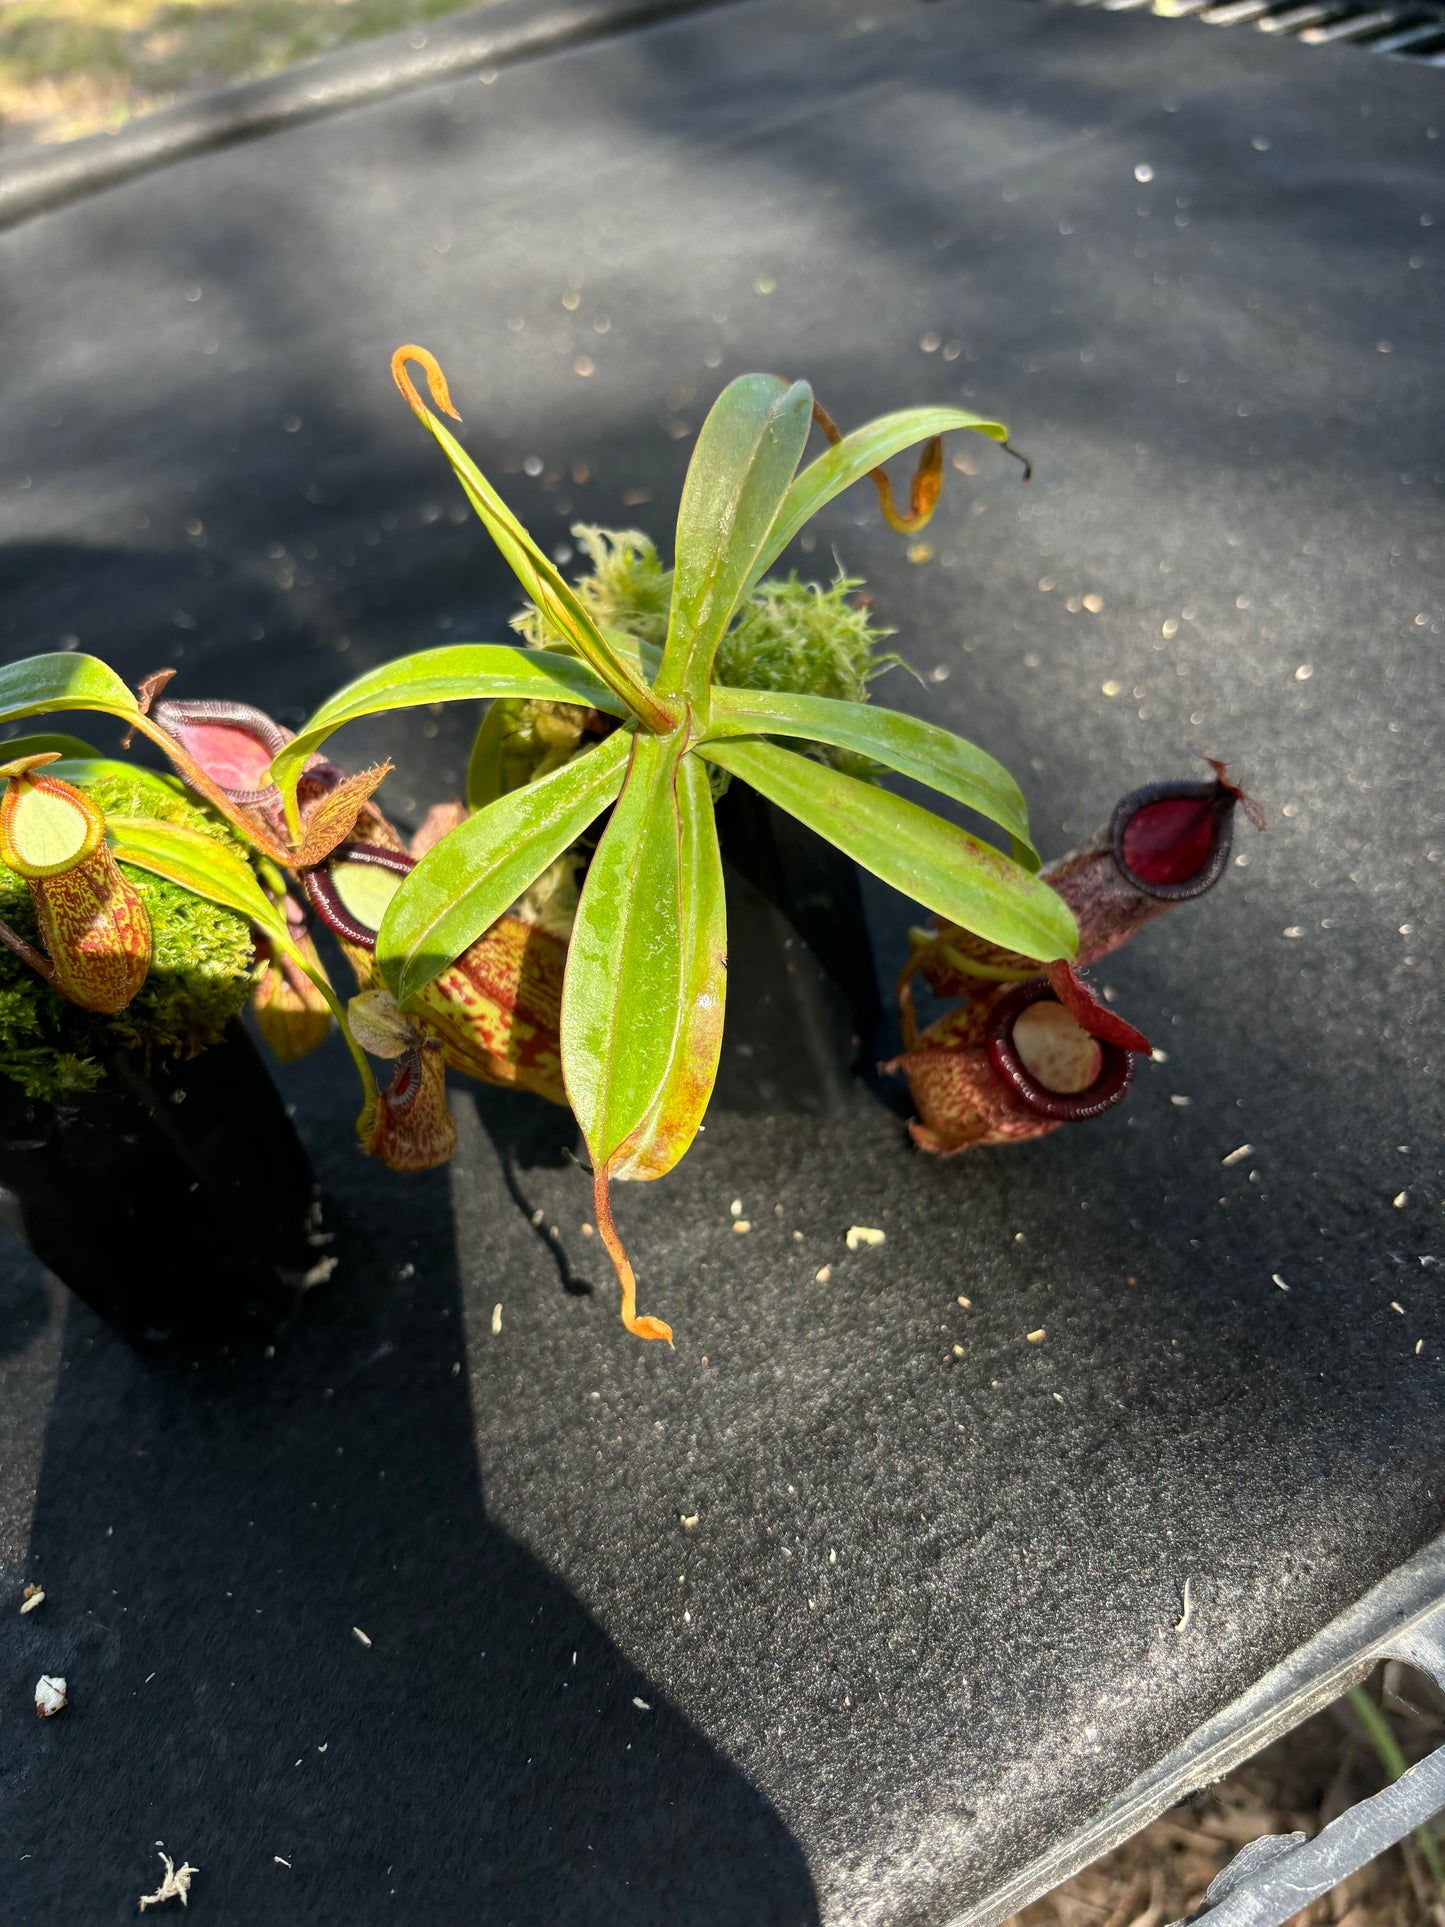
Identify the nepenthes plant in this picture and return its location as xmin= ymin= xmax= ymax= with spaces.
xmin=264 ymin=346 xmax=1081 ymax=1343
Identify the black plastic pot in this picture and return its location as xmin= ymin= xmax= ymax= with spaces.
xmin=710 ymin=783 xmax=881 ymax=1115
xmin=0 ymin=1021 xmax=320 ymax=1348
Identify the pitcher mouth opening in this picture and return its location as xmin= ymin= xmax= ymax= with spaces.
xmin=152 ymin=698 xmax=291 ymax=809
xmin=1110 ymin=777 xmax=1236 ymax=901
xmin=302 ymin=841 xmax=414 ymax=949
xmin=987 ymin=978 xmax=1135 ymax=1122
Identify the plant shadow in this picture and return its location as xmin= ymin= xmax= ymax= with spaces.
xmin=2 ymin=1069 xmax=819 ymax=1925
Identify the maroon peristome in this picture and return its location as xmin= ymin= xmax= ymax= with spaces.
xmin=891 ymin=762 xmax=1263 ymax=1155
xmin=1110 ymin=778 xmax=1235 ymax=902
xmin=986 ymin=979 xmax=1136 ymax=1123
xmin=151 ymin=698 xmax=291 ymax=807
xmin=301 ymin=841 xmax=415 ymax=949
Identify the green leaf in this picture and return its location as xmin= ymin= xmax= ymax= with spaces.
xmin=561 ymin=731 xmax=727 ymax=1182
xmin=628 ymin=748 xmax=728 ymax=1178
xmin=659 ymin=375 xmax=814 ymax=706
xmin=271 ymin=644 xmax=625 ymax=828
xmin=700 ymin=736 xmax=1076 ymax=962
xmin=745 ymin=406 xmax=1007 ymax=593
xmin=0 ymin=732 xmax=105 ymax=764
xmin=50 ymin=757 xmax=189 ymax=810
xmin=404 ymin=396 xmax=671 ymax=729
xmin=377 ymin=727 xmax=632 ymax=1005
xmin=465 ymin=697 xmax=513 ymax=810
xmin=563 ymin=740 xmax=726 ymax=1183
xmin=0 ymin=653 xmax=139 ymax=729
xmin=106 ymin=817 xmax=283 ymax=935
xmin=111 ymin=813 xmax=380 ymax=1111
xmin=704 ymin=686 xmax=1039 ymax=869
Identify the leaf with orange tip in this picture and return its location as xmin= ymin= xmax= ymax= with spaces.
xmin=390 ymin=346 xmax=672 ymax=732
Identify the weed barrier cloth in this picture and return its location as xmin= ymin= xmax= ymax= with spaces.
xmin=0 ymin=0 xmax=1440 ymax=1920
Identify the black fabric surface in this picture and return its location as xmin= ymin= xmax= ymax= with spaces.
xmin=1 ymin=1 xmax=1441 ymax=1920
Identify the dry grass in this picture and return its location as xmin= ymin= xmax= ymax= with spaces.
xmin=1009 ymin=1666 xmax=1445 ymax=1927
xmin=0 ymin=0 xmax=494 ymax=144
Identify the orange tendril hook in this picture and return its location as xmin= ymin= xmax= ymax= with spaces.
xmin=810 ymin=399 xmax=943 ymax=534
xmin=391 ymin=344 xmax=462 ymax=424
xmin=592 ymin=1166 xmax=674 ymax=1347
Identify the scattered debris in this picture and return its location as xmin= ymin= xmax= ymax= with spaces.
xmin=732 ymin=1219 xmax=752 ymax=1234
xmin=1026 ymin=1328 xmax=1046 ymax=1344
xmin=1394 ymin=1191 xmax=1409 ymax=1209
xmin=679 ymin=1513 xmax=699 ymax=1530
xmin=302 ymin=1253 xmax=338 ymax=1290
xmin=275 ymin=1856 xmax=291 ymax=1868
xmin=139 ymin=1850 xmax=198 ymax=1911
xmin=34 ymin=1675 xmax=67 ymax=1717
xmin=1222 ymin=1144 xmax=1254 ymax=1166
xmin=1170 ymin=1094 xmax=1191 ymax=1107
xmin=952 ymin=1344 xmax=965 ymax=1358
xmin=1272 ymin=1274 xmax=1290 ymax=1291
xmin=1175 ymin=1577 xmax=1194 ymax=1633
xmin=815 ymin=1264 xmax=833 ymax=1284
xmin=351 ymin=1627 xmax=372 ymax=1648
xmin=20 ymin=1584 xmax=44 ymax=1615
xmin=1390 ymin=1301 xmax=1406 ymax=1315
xmin=491 ymin=1303 xmax=503 ymax=1336
xmin=729 ymin=1198 xmax=743 ymax=1217
xmin=632 ymin=1696 xmax=652 ymax=1711
xmin=846 ymin=1225 xmax=886 ymax=1250
xmin=581 ymin=1222 xmax=595 ymax=1237
xmin=956 ymin=1295 xmax=972 ymax=1308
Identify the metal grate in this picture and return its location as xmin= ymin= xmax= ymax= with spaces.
xmin=1053 ymin=0 xmax=1445 ymax=65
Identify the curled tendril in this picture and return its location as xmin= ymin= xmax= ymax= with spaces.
xmin=391 ymin=344 xmax=462 ymax=425
xmin=810 ymin=399 xmax=942 ymax=534
xmin=810 ymin=400 xmax=1031 ymax=534
xmin=592 ymin=1168 xmax=674 ymax=1347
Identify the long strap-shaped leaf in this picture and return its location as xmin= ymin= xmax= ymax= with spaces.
xmin=704 ymin=685 xmax=1040 ymax=870
xmin=392 ymin=348 xmax=672 ymax=733
xmin=106 ymin=816 xmax=379 ymax=1113
xmin=744 ymin=405 xmax=1007 ymax=596
xmin=0 ymin=732 xmax=107 ymax=765
xmin=107 ymin=815 xmax=278 ymax=928
xmin=606 ymin=748 xmax=726 ymax=1185
xmin=699 ymin=736 xmax=1077 ymax=963
xmin=560 ymin=731 xmax=726 ymax=1344
xmin=377 ymin=727 xmax=632 ymax=1006
xmin=0 ymin=652 xmax=381 ymax=869
xmin=0 ymin=652 xmax=139 ymax=726
xmin=271 ymin=643 xmax=625 ymax=830
xmin=658 ymin=374 xmax=814 ymax=707
xmin=51 ymin=757 xmax=187 ymax=806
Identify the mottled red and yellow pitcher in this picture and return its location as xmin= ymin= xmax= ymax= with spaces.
xmin=0 ymin=753 xmax=151 ymax=1014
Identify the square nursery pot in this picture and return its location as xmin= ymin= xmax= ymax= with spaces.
xmin=0 ymin=1021 xmax=321 ymax=1348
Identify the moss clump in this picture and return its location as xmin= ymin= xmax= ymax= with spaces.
xmin=512 ymin=524 xmax=900 ymax=706
xmin=0 ymin=769 xmax=258 ymax=1103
